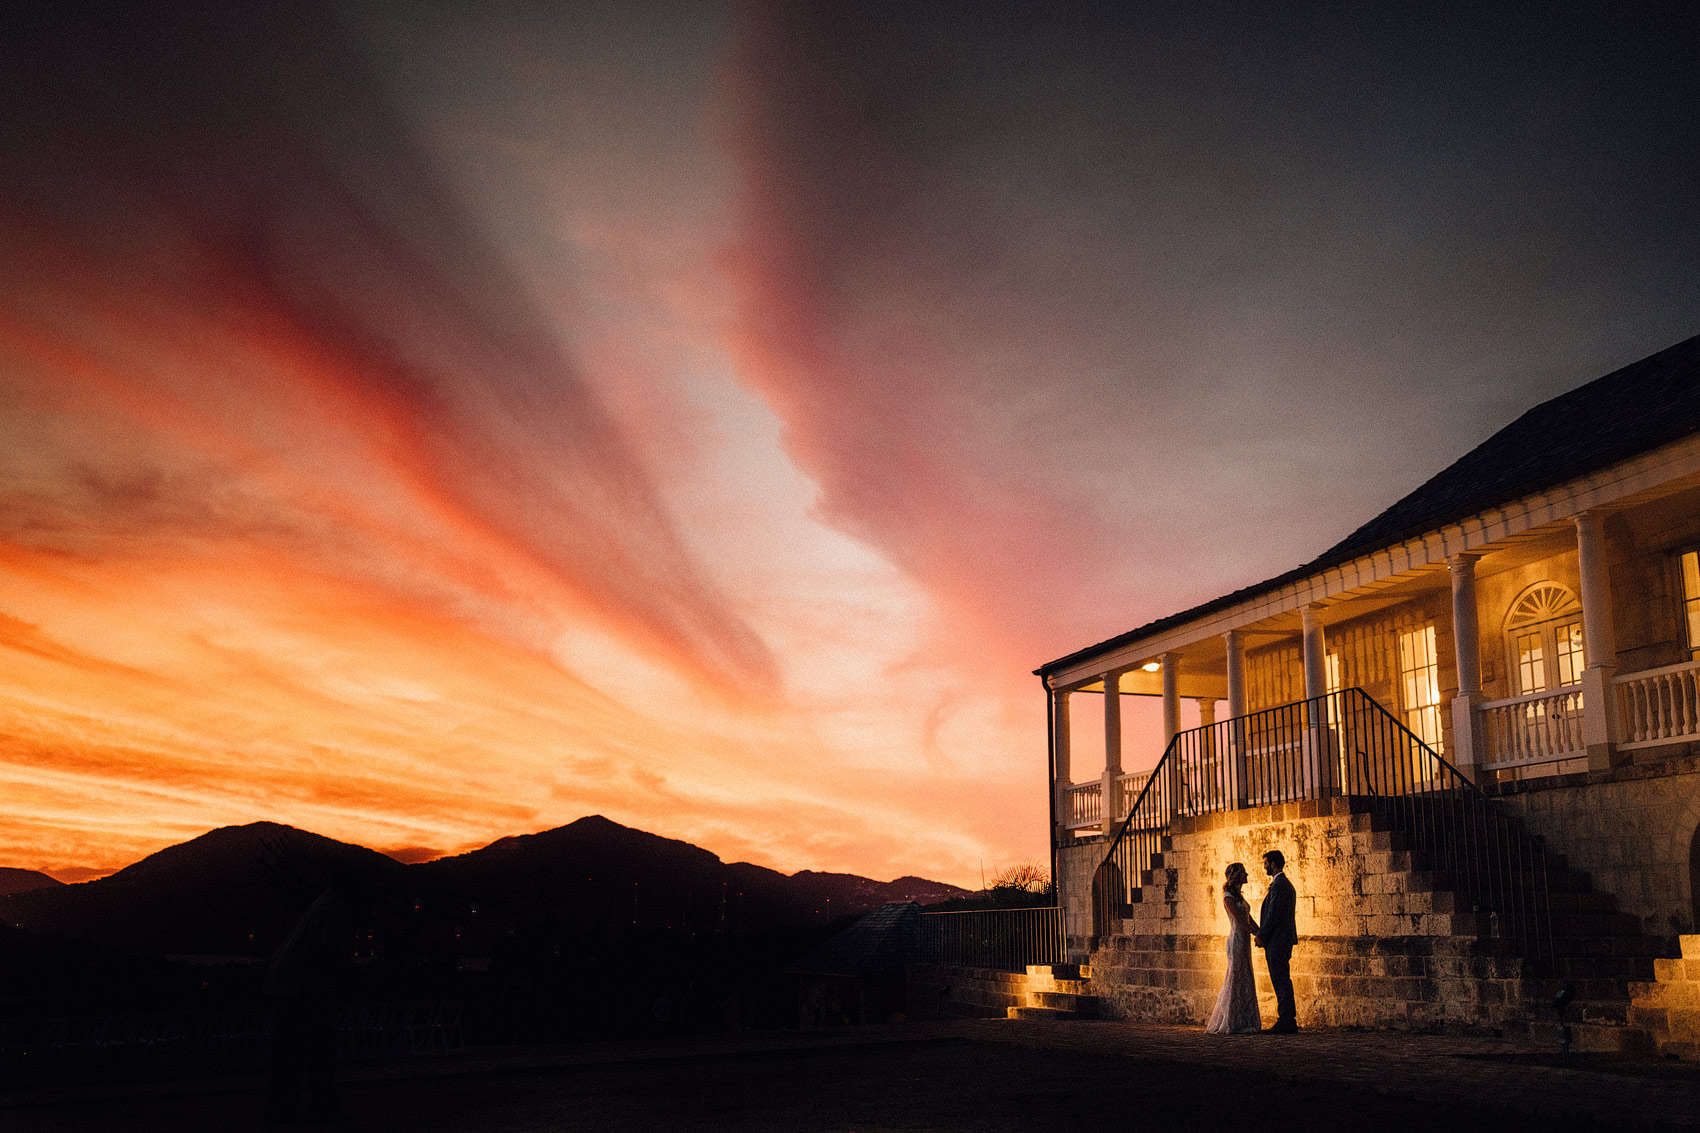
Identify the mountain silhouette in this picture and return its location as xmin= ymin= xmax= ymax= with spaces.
xmin=1 ymin=821 xmax=403 ymax=956
xmin=0 ymin=867 xmax=62 ymax=896
xmin=0 ymin=816 xmax=969 ymax=957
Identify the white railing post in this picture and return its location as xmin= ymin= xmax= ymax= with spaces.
xmin=1478 ymin=685 xmax=1587 ymax=772
xmin=1613 ymin=660 xmax=1700 ymax=749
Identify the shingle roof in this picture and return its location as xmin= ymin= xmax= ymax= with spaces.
xmin=1037 ymin=333 xmax=1700 ymax=678
xmin=786 ymin=901 xmax=927 ymax=976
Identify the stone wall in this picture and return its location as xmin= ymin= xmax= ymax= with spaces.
xmin=1489 ymin=756 xmax=1700 ymax=935
xmin=1057 ymin=836 xmax=1105 ymax=946
xmin=1079 ymin=799 xmax=1526 ymax=1031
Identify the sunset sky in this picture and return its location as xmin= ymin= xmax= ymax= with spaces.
xmin=2 ymin=2 xmax=1696 ymax=885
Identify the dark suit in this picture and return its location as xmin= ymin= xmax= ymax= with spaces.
xmin=1258 ymin=872 xmax=1298 ymax=1027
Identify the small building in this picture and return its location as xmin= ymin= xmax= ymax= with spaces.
xmin=789 ymin=902 xmax=926 ymax=1027
xmin=1036 ymin=334 xmax=1700 ymax=1036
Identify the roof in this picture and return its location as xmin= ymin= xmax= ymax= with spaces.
xmin=786 ymin=901 xmax=927 ymax=977
xmin=1037 ymin=332 xmax=1700 ymax=678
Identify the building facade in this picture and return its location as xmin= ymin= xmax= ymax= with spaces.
xmin=1036 ymin=336 xmax=1700 ymax=1029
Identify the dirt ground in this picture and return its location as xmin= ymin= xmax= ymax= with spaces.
xmin=6 ymin=1019 xmax=1699 ymax=1132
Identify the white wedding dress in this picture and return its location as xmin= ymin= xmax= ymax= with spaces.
xmin=1205 ymin=891 xmax=1262 ymax=1034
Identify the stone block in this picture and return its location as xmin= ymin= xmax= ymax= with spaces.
xmin=1664 ymin=981 xmax=1700 ymax=1008
xmin=1669 ymin=1008 xmax=1700 ymax=1042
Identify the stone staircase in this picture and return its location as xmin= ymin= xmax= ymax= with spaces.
xmin=1627 ymin=934 xmax=1700 ymax=1061
xmin=1089 ymin=795 xmax=1677 ymax=1047
xmin=929 ymin=963 xmax=1104 ymax=1020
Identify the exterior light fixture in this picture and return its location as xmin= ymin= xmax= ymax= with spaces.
xmin=1141 ymin=661 xmax=1161 ymax=672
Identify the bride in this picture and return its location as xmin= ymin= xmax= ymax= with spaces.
xmin=1205 ymin=861 xmax=1262 ymax=1034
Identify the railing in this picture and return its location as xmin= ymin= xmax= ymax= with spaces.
xmin=922 ymin=906 xmax=1063 ymax=971
xmin=1479 ymin=685 xmax=1585 ymax=769
xmin=1095 ymin=688 xmax=1552 ymax=961
xmin=1063 ymin=771 xmax=1154 ymax=831
xmin=1065 ymin=782 xmax=1102 ymax=829
xmin=1617 ymin=659 xmax=1700 ymax=748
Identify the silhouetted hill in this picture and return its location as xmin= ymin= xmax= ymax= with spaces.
xmin=1 ymin=821 xmax=404 ymax=956
xmin=2 ymin=816 xmax=970 ymax=957
xmin=0 ymin=867 xmax=62 ymax=895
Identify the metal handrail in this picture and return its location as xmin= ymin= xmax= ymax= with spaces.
xmin=1094 ymin=688 xmax=1552 ymax=961
xmin=922 ymin=906 xmax=1063 ymax=971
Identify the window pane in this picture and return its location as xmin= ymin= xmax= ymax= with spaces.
xmin=1396 ymin=624 xmax=1442 ymax=753
xmin=1685 ymin=552 xmax=1700 ymax=650
xmin=1555 ymin=621 xmax=1584 ymax=686
xmin=1516 ymin=630 xmax=1546 ymax=694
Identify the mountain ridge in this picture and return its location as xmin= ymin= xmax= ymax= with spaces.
xmin=0 ymin=815 xmax=970 ymax=957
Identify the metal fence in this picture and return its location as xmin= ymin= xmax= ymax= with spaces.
xmin=1097 ymin=688 xmax=1552 ymax=960
xmin=921 ymin=906 xmax=1063 ymax=971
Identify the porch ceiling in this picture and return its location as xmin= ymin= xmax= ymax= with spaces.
xmin=1057 ymin=518 xmax=1592 ymax=693
xmin=1073 ymin=668 xmax=1228 ymax=699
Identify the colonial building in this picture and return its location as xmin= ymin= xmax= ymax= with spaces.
xmin=1036 ymin=334 xmax=1700 ymax=1044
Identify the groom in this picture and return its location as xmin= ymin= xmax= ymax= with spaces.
xmin=1255 ymin=849 xmax=1298 ymax=1033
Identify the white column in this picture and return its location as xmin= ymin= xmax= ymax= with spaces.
xmin=1448 ymin=554 xmax=1485 ymax=782
xmin=1161 ymin=653 xmax=1181 ymax=743
xmin=1224 ymin=630 xmax=1248 ymax=808
xmin=1301 ymin=605 xmax=1327 ymax=701
xmin=1576 ymin=511 xmax=1620 ymax=769
xmin=1225 ymin=630 xmax=1247 ymax=720
xmin=1101 ymin=670 xmax=1123 ymax=836
xmin=1576 ymin=511 xmax=1619 ymax=667
xmin=1161 ymin=653 xmax=1184 ymax=815
xmin=1052 ymin=689 xmax=1072 ymax=835
xmin=1300 ymin=605 xmax=1335 ymax=796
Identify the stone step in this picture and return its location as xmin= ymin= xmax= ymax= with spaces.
xmin=1681 ymin=935 xmax=1700 ymax=961
xmin=1551 ymin=934 xmax=1670 ymax=959
xmin=1032 ymin=991 xmax=1101 ymax=1016
xmin=1548 ymin=891 xmax=1620 ymax=914
xmin=1551 ymin=912 xmax=1645 ymax=938
xmin=1548 ymin=955 xmax=1658 ymax=981
xmin=1027 ymin=963 xmax=1090 ymax=980
xmin=1526 ymin=1019 xmax=1656 ymax=1054
xmin=1544 ymin=868 xmax=1596 ymax=892
xmin=1006 ymin=1005 xmax=1080 ymax=1021
xmin=1522 ymin=976 xmax=1634 ymax=1003
xmin=1629 ymin=980 xmax=1700 ymax=1008
xmin=1656 ymin=957 xmax=1700 ymax=982
xmin=1349 ymin=829 xmax=1411 ymax=853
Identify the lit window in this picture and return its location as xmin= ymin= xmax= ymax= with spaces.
xmin=1682 ymin=551 xmax=1700 ymax=653
xmin=1397 ymin=624 xmax=1442 ymax=753
xmin=1555 ymin=621 xmax=1584 ymax=686
xmin=1514 ymin=629 xmax=1546 ymax=694
xmin=1504 ymin=583 xmax=1583 ymax=693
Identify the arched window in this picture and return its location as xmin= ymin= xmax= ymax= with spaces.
xmin=1504 ymin=583 xmax=1584 ymax=693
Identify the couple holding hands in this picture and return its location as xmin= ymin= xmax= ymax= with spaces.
xmin=1205 ymin=849 xmax=1298 ymax=1035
